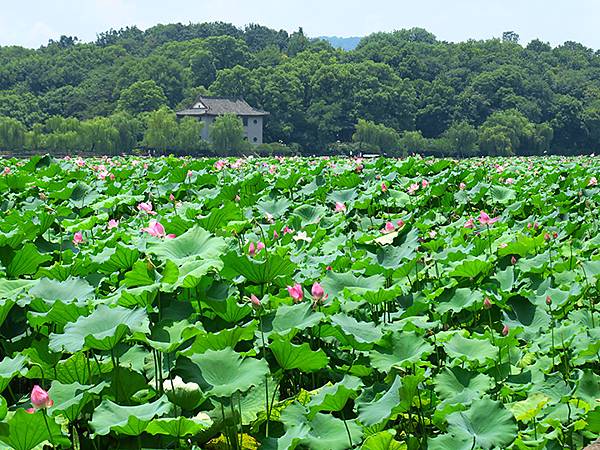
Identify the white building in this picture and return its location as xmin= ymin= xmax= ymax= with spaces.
xmin=176 ymin=96 xmax=269 ymax=144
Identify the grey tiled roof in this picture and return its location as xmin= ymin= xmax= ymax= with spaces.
xmin=176 ymin=96 xmax=269 ymax=117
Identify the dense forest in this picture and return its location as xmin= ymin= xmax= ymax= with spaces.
xmin=1 ymin=22 xmax=600 ymax=156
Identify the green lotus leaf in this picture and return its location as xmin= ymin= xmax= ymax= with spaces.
xmin=0 ymin=408 xmax=69 ymax=450
xmin=436 ymin=288 xmax=483 ymax=315
xmin=184 ymin=321 xmax=256 ymax=354
xmin=0 ymin=396 xmax=6 ymax=421
xmin=301 ymin=413 xmax=363 ymax=450
xmin=176 ymin=348 xmax=269 ymax=398
xmin=0 ymin=279 xmax=35 ymax=300
xmin=49 ymin=305 xmax=150 ymax=353
xmin=447 ymin=256 xmax=492 ymax=279
xmin=261 ymin=302 xmax=324 ymax=338
xmin=220 ymin=252 xmax=296 ymax=285
xmin=330 ymin=313 xmax=383 ymax=344
xmin=270 ymin=335 xmax=329 ymax=372
xmin=443 ymin=396 xmax=517 ymax=449
xmin=29 ymin=277 xmax=94 ymax=305
xmin=509 ymin=393 xmax=550 ymax=423
xmin=0 ymin=355 xmax=27 ymax=393
xmin=6 ymin=243 xmax=52 ymax=277
xmin=321 ymin=271 xmax=386 ymax=301
xmin=444 ymin=333 xmax=498 ymax=365
xmin=434 ymin=367 xmax=493 ymax=405
xmin=147 ymin=226 xmax=226 ymax=265
xmin=361 ymin=430 xmax=406 ymax=450
xmin=90 ymin=395 xmax=171 ymax=436
xmin=574 ymin=369 xmax=600 ymax=407
xmin=48 ymin=381 xmax=106 ymax=422
xmin=356 ymin=376 xmax=405 ymax=427
xmin=369 ymin=332 xmax=433 ymax=372
xmin=307 ymin=375 xmax=363 ymax=417
xmin=257 ymin=197 xmax=292 ymax=218
xmin=145 ymin=415 xmax=212 ymax=438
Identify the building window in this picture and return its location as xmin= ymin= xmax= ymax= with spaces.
xmin=253 ymin=137 xmax=258 ymax=142
xmin=253 ymin=119 xmax=258 ymax=124
xmin=242 ymin=117 xmax=248 ymax=126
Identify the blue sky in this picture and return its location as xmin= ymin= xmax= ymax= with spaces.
xmin=1 ymin=0 xmax=599 ymax=49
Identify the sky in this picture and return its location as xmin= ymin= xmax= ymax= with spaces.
xmin=1 ymin=0 xmax=600 ymax=49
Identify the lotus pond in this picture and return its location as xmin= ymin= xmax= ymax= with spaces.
xmin=0 ymin=155 xmax=599 ymax=450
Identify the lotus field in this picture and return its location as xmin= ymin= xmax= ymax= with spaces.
xmin=1 ymin=155 xmax=599 ymax=450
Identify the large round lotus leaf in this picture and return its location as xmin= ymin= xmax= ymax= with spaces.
xmin=444 ymin=333 xmax=498 ymax=365
xmin=369 ymin=332 xmax=433 ymax=372
xmin=330 ymin=313 xmax=383 ymax=344
xmin=434 ymin=367 xmax=493 ymax=405
xmin=220 ymin=252 xmax=296 ymax=285
xmin=442 ymin=396 xmax=517 ymax=449
xmin=361 ymin=430 xmax=406 ymax=450
xmin=90 ymin=395 xmax=171 ymax=436
xmin=0 ymin=279 xmax=36 ymax=300
xmin=176 ymin=348 xmax=269 ymax=398
xmin=0 ymin=408 xmax=69 ymax=450
xmin=48 ymin=381 xmax=106 ymax=422
xmin=321 ymin=271 xmax=386 ymax=301
xmin=49 ymin=305 xmax=150 ymax=353
xmin=307 ymin=375 xmax=362 ymax=416
xmin=261 ymin=303 xmax=324 ymax=338
xmin=147 ymin=226 xmax=226 ymax=264
xmin=435 ymin=288 xmax=483 ymax=315
xmin=356 ymin=376 xmax=404 ymax=427
xmin=302 ymin=413 xmax=363 ymax=450
xmin=145 ymin=416 xmax=212 ymax=438
xmin=29 ymin=277 xmax=94 ymax=305
xmin=270 ymin=335 xmax=329 ymax=372
xmin=6 ymin=243 xmax=52 ymax=277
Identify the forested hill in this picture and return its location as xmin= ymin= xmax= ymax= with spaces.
xmin=1 ymin=22 xmax=600 ymax=155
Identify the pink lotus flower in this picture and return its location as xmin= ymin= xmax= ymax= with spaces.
xmin=234 ymin=195 xmax=240 ymax=202
xmin=287 ymin=284 xmax=304 ymax=303
xmin=589 ymin=177 xmax=597 ymax=186
xmin=75 ymin=158 xmax=85 ymax=167
xmin=429 ymin=230 xmax=437 ymax=239
xmin=169 ymin=193 xmax=175 ymax=202
xmin=311 ymin=282 xmax=328 ymax=305
xmin=282 ymin=225 xmax=293 ymax=235
xmin=137 ymin=202 xmax=156 ymax=215
xmin=107 ymin=219 xmax=119 ymax=230
xmin=478 ymin=211 xmax=499 ymax=226
xmin=273 ymin=230 xmax=279 ymax=239
xmin=250 ymin=294 xmax=261 ymax=307
xmin=2 ymin=167 xmax=10 ymax=175
xmin=382 ymin=221 xmax=395 ymax=233
xmin=459 ymin=182 xmax=466 ymax=190
xmin=381 ymin=182 xmax=388 ymax=192
xmin=31 ymin=385 xmax=53 ymax=409
xmin=269 ymin=165 xmax=277 ymax=174
xmin=143 ymin=163 xmax=149 ymax=170
xmin=187 ymin=170 xmax=193 ymax=178
xmin=546 ymin=295 xmax=552 ymax=306
xmin=257 ymin=241 xmax=265 ymax=252
xmin=421 ymin=179 xmax=429 ymax=188
xmin=511 ymin=256 xmax=517 ymax=265
xmin=483 ymin=298 xmax=492 ymax=309
xmin=73 ymin=231 xmax=83 ymax=245
xmin=505 ymin=178 xmax=515 ymax=185
xmin=311 ymin=282 xmax=326 ymax=300
xmin=335 ymin=202 xmax=346 ymax=212
xmin=248 ymin=242 xmax=256 ymax=257
xmin=464 ymin=218 xmax=474 ymax=229
xmin=396 ymin=219 xmax=404 ymax=228
xmin=408 ymin=183 xmax=419 ymax=195
xmin=214 ymin=160 xmax=227 ymax=170
xmin=326 ymin=265 xmax=333 ymax=271
xmin=142 ymin=220 xmax=175 ymax=239
xmin=502 ymin=324 xmax=509 ymax=336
